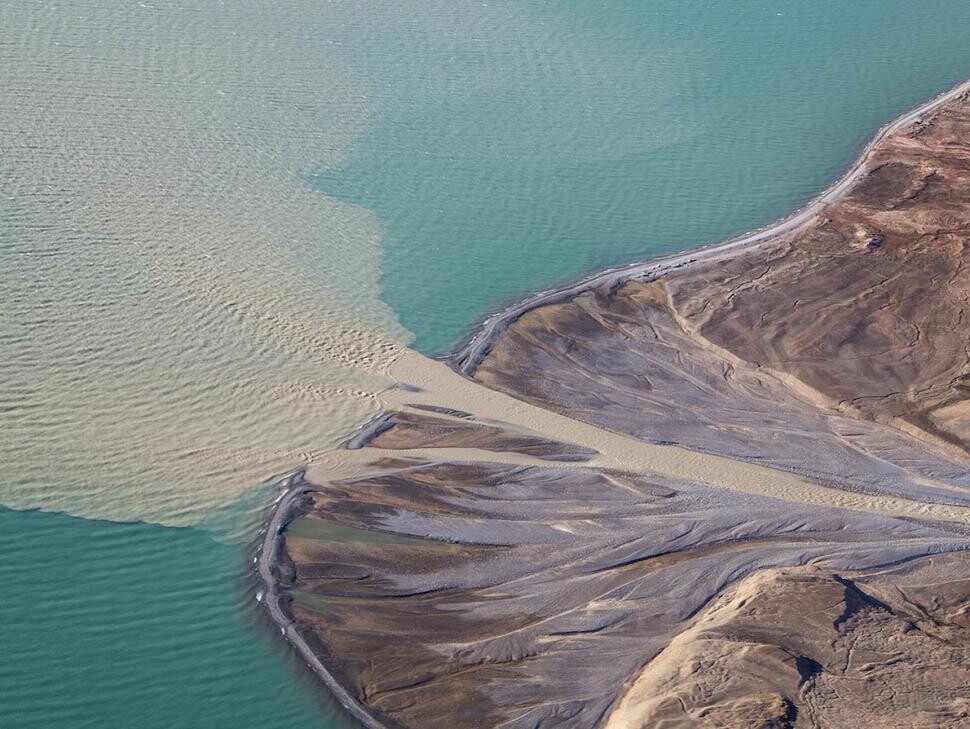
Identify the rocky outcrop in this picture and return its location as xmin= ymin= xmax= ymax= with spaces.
xmin=605 ymin=556 xmax=970 ymax=728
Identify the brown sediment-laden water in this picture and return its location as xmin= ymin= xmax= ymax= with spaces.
xmin=258 ymin=83 xmax=970 ymax=728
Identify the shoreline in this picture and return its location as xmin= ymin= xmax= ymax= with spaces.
xmin=450 ymin=77 xmax=970 ymax=374
xmin=254 ymin=470 xmax=390 ymax=729
xmin=255 ymin=77 xmax=970 ymax=729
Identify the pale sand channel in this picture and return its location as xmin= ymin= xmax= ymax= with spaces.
xmin=305 ymin=350 xmax=970 ymax=526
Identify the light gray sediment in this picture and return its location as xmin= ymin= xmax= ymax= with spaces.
xmin=255 ymin=77 xmax=970 ymax=727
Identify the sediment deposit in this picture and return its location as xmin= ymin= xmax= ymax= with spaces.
xmin=263 ymin=87 xmax=970 ymax=728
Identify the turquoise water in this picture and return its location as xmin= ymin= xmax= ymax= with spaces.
xmin=0 ymin=505 xmax=345 ymax=728
xmin=311 ymin=0 xmax=970 ymax=352
xmin=3 ymin=1 xmax=970 ymax=727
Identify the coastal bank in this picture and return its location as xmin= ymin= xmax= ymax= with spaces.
xmin=257 ymin=79 xmax=970 ymax=729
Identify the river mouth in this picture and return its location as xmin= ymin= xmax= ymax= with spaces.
xmin=259 ymin=83 xmax=970 ymax=729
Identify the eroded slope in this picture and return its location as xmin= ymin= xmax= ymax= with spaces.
xmin=669 ymin=93 xmax=970 ymax=455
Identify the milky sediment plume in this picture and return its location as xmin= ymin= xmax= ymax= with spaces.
xmin=0 ymin=0 xmax=410 ymax=525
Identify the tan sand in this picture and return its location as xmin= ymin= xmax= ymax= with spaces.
xmin=306 ymin=349 xmax=970 ymax=525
